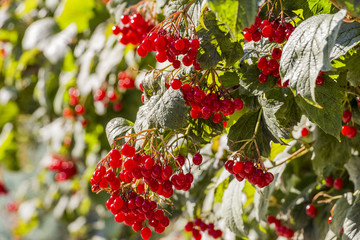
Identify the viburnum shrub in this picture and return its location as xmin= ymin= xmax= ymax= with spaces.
xmin=87 ymin=0 xmax=360 ymax=239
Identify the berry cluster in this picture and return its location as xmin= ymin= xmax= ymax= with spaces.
xmin=341 ymin=109 xmax=357 ymax=138
xmin=48 ymin=155 xmax=77 ymax=182
xmin=243 ymin=17 xmax=295 ymax=43
xmin=181 ymin=83 xmax=244 ymax=123
xmin=0 ymin=182 xmax=8 ymax=195
xmin=256 ymin=48 xmax=285 ymax=85
xmin=106 ymin=191 xmax=169 ymax=239
xmin=267 ymin=216 xmax=295 ymax=239
xmin=118 ymin=71 xmax=135 ymax=90
xmin=305 ymin=203 xmax=317 ymax=218
xmin=243 ymin=17 xmax=295 ymax=86
xmin=184 ymin=218 xmax=223 ymax=239
xmin=63 ymin=87 xmax=87 ymax=126
xmin=325 ymin=176 xmax=343 ymax=190
xmin=112 ymin=13 xmax=154 ymax=46
xmin=90 ymin=143 xmax=196 ymax=239
xmin=137 ymin=32 xmax=201 ymax=70
xmin=224 ymin=159 xmax=274 ymax=188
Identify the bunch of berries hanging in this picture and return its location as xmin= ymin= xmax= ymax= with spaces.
xmin=224 ymin=156 xmax=274 ymax=188
xmin=113 ymin=12 xmax=155 ymax=46
xmin=184 ymin=218 xmax=223 ymax=239
xmin=48 ymin=155 xmax=77 ymax=182
xmin=136 ymin=10 xmax=201 ymax=70
xmin=90 ymin=130 xmax=201 ymax=239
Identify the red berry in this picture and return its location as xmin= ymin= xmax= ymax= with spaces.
xmin=259 ymin=73 xmax=268 ymax=83
xmin=342 ymin=110 xmax=352 ymax=123
xmin=261 ymin=25 xmax=274 ymax=38
xmin=316 ymin=76 xmax=324 ymax=85
xmin=63 ymin=107 xmax=73 ymax=118
xmin=185 ymin=221 xmax=193 ymax=231
xmin=174 ymin=39 xmax=185 ymax=51
xmin=328 ymin=216 xmax=332 ymax=223
xmin=301 ymin=127 xmax=309 ymax=137
xmin=140 ymin=226 xmax=152 ymax=240
xmin=233 ymin=98 xmax=244 ymax=110
xmin=252 ymin=31 xmax=261 ymax=42
xmin=212 ymin=112 xmax=222 ymax=124
xmin=190 ymin=38 xmax=200 ymax=50
xmin=172 ymin=60 xmax=181 ymax=69
xmin=257 ymin=57 xmax=268 ymax=70
xmin=112 ymin=25 xmax=121 ymax=35
xmin=170 ymin=79 xmax=182 ymax=90
xmin=193 ymin=153 xmax=203 ymax=165
xmin=244 ymin=32 xmax=252 ymax=41
xmin=156 ymin=51 xmax=167 ymax=63
xmin=137 ymin=45 xmax=148 ymax=57
xmin=75 ymin=104 xmax=85 ymax=115
xmin=121 ymin=144 xmax=136 ymax=157
xmin=95 ymin=89 xmax=106 ymax=101
xmin=347 ymin=126 xmax=357 ymax=138
xmin=121 ymin=14 xmax=130 ymax=24
xmin=334 ymin=178 xmax=343 ymax=190
xmin=271 ymin=48 xmax=282 ymax=60
xmin=305 ymin=204 xmax=317 ymax=218
xmin=325 ymin=176 xmax=334 ymax=187
xmin=267 ymin=216 xmax=277 ymax=224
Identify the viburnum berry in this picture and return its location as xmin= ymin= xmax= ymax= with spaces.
xmin=170 ymin=79 xmax=182 ymax=90
xmin=334 ymin=178 xmax=343 ymax=190
xmin=261 ymin=25 xmax=274 ymax=38
xmin=305 ymin=204 xmax=317 ymax=218
xmin=301 ymin=127 xmax=309 ymax=137
xmin=75 ymin=104 xmax=85 ymax=115
xmin=193 ymin=153 xmax=203 ymax=165
xmin=121 ymin=144 xmax=136 ymax=157
xmin=325 ymin=176 xmax=334 ymax=187
xmin=316 ymin=76 xmax=324 ymax=86
xmin=140 ymin=226 xmax=152 ymax=240
xmin=328 ymin=216 xmax=333 ymax=223
xmin=271 ymin=48 xmax=282 ymax=60
xmin=342 ymin=110 xmax=352 ymax=123
xmin=112 ymin=25 xmax=121 ymax=35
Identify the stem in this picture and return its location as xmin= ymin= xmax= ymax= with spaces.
xmin=268 ymin=145 xmax=309 ymax=169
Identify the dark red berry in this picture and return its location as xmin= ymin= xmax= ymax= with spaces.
xmin=334 ymin=178 xmax=343 ymax=190
xmin=171 ymin=79 xmax=182 ymax=90
xmin=193 ymin=153 xmax=203 ymax=165
xmin=316 ymin=76 xmax=324 ymax=85
xmin=324 ymin=176 xmax=333 ymax=187
xmin=140 ymin=226 xmax=152 ymax=240
xmin=305 ymin=204 xmax=317 ymax=218
xmin=342 ymin=110 xmax=352 ymax=123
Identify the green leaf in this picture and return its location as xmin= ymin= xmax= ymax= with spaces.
xmin=330 ymin=21 xmax=360 ymax=60
xmin=214 ymin=176 xmax=229 ymax=203
xmin=345 ymin=53 xmax=360 ymax=87
xmin=336 ymin=0 xmax=360 ymax=18
xmin=312 ymin=127 xmax=351 ymax=175
xmin=56 ymin=0 xmax=96 ymax=33
xmin=238 ymin=65 xmax=276 ymax=96
xmin=105 ymin=117 xmax=134 ymax=146
xmin=344 ymin=157 xmax=360 ymax=190
xmin=163 ymin=0 xmax=204 ymax=27
xmin=342 ymin=195 xmax=360 ymax=240
xmin=0 ymin=101 xmax=19 ymax=128
xmin=295 ymin=78 xmax=343 ymax=139
xmin=207 ymin=0 xmax=257 ymax=40
xmin=197 ymin=11 xmax=243 ymax=68
xmin=134 ymin=88 xmax=189 ymax=132
xmin=258 ymin=92 xmax=292 ymax=143
xmin=280 ymin=9 xmax=347 ymax=104
xmin=227 ymin=110 xmax=282 ymax=157
xmin=241 ymin=38 xmax=277 ymax=62
xmin=221 ymin=179 xmax=246 ymax=236
xmin=331 ymin=193 xmax=354 ymax=236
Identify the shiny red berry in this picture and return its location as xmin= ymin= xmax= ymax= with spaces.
xmin=305 ymin=204 xmax=317 ymax=218
xmin=334 ymin=178 xmax=343 ymax=190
